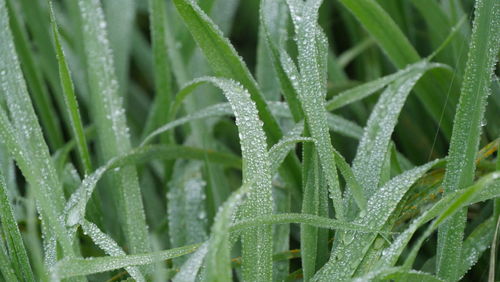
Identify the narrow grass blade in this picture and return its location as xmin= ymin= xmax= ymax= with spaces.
xmin=0 ymin=0 xmax=75 ymax=257
xmin=353 ymin=267 xmax=444 ymax=282
xmin=437 ymin=0 xmax=500 ymax=280
xmin=77 ymin=0 xmax=150 ymax=255
xmin=286 ymin=0 xmax=344 ymax=220
xmin=326 ymin=62 xmax=443 ymax=111
xmin=5 ymin=0 xmax=64 ymax=150
xmin=332 ymin=149 xmax=367 ymax=211
xmin=0 ymin=171 xmax=34 ymax=281
xmin=315 ymin=160 xmax=438 ymax=281
xmin=142 ymin=0 xmax=173 ymax=137
xmin=51 ymin=244 xmax=200 ymax=279
xmin=0 ymin=235 xmax=18 ymax=282
xmin=172 ymin=242 xmax=208 ymax=282
xmin=461 ymin=217 xmax=496 ymax=279
xmin=352 ymin=62 xmax=440 ymax=199
xmin=48 ymin=2 xmax=92 ymax=174
xmin=489 ymin=217 xmax=500 ymax=282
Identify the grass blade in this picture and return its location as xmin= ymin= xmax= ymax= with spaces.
xmin=0 ymin=171 xmax=34 ymax=281
xmin=51 ymin=244 xmax=200 ymax=280
xmin=77 ymin=0 xmax=150 ymax=255
xmin=436 ymin=0 xmax=500 ymax=280
xmin=48 ymin=2 xmax=92 ymax=175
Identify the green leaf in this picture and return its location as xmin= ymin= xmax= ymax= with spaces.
xmin=437 ymin=0 xmax=500 ymax=280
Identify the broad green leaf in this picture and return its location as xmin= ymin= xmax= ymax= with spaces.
xmin=0 ymin=171 xmax=34 ymax=281
xmin=77 ymin=0 xmax=150 ymax=255
xmin=437 ymin=0 xmax=500 ymax=280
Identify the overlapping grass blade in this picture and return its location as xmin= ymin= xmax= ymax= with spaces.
xmin=77 ymin=0 xmax=150 ymax=255
xmin=64 ymin=144 xmax=241 ymax=227
xmin=314 ymin=160 xmax=438 ymax=281
xmin=436 ymin=0 xmax=500 ymax=280
xmin=48 ymin=2 xmax=92 ymax=174
xmin=5 ymin=0 xmax=64 ymax=150
xmin=353 ymin=267 xmax=444 ymax=282
xmin=337 ymin=0 xmax=458 ymax=137
xmin=0 ymin=0 xmax=75 ymax=257
xmin=172 ymin=0 xmax=302 ymax=203
xmin=172 ymin=243 xmax=208 ymax=282
xmin=0 ymin=171 xmax=34 ymax=281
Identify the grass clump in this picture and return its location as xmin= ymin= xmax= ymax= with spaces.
xmin=0 ymin=0 xmax=498 ymax=281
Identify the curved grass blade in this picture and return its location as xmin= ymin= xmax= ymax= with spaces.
xmin=436 ymin=0 xmax=500 ymax=279
xmin=352 ymin=62 xmax=441 ymax=200
xmin=314 ymin=160 xmax=438 ymax=281
xmin=64 ymin=144 xmax=241 ymax=227
xmin=326 ymin=62 xmax=445 ymax=111
xmin=172 ymin=242 xmax=208 ymax=282
xmin=337 ymin=0 xmax=458 ymax=137
xmin=51 ymin=243 xmax=200 ymax=280
xmin=77 ymin=0 xmax=150 ymax=255
xmin=0 ymin=171 xmax=35 ymax=281
xmin=48 ymin=2 xmax=92 ymax=175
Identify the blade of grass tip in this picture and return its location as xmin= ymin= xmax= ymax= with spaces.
xmin=314 ymin=160 xmax=439 ymax=281
xmin=351 ymin=62 xmax=442 ymax=203
xmin=206 ymin=182 xmax=253 ymax=282
xmin=51 ymin=243 xmax=201 ymax=280
xmin=260 ymin=0 xmax=304 ymax=122
xmin=142 ymin=0 xmax=173 ymax=138
xmin=172 ymin=242 xmax=208 ymax=282
xmin=77 ymin=0 xmax=151 ymax=256
xmin=167 ymin=161 xmax=208 ymax=267
xmin=436 ymin=0 xmax=499 ymax=280
xmin=0 ymin=0 xmax=75 ymax=258
xmin=0 ymin=171 xmax=35 ymax=281
xmin=48 ymin=1 xmax=92 ymax=175
xmin=337 ymin=0 xmax=459 ymax=137
xmin=172 ymin=0 xmax=302 ymax=201
xmin=326 ymin=61 xmax=446 ymax=111
xmin=5 ymin=0 xmax=64 ymax=151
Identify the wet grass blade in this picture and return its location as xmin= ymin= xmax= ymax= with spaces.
xmin=77 ymin=0 xmax=150 ymax=255
xmin=0 ymin=171 xmax=35 ymax=281
xmin=48 ymin=2 xmax=92 ymax=174
xmin=436 ymin=0 xmax=500 ymax=280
